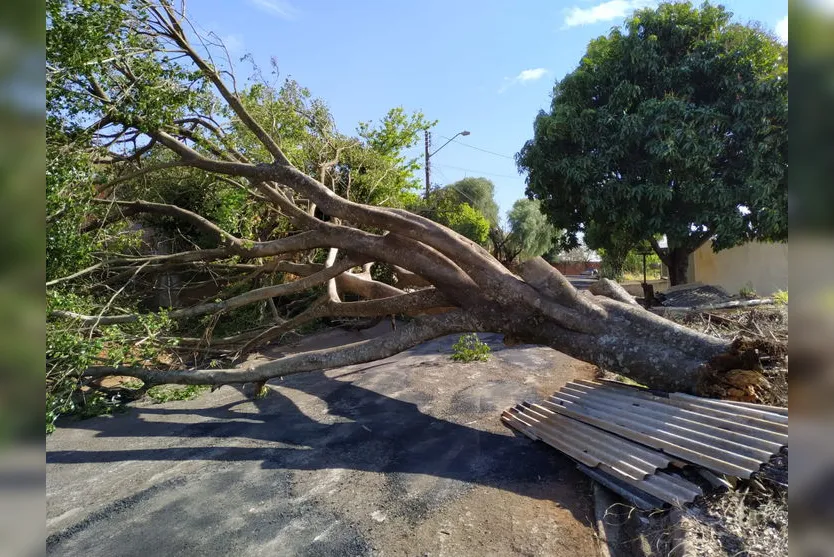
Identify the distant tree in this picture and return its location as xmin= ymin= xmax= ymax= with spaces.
xmin=436 ymin=177 xmax=500 ymax=227
xmin=517 ymin=1 xmax=788 ymax=285
xmin=415 ymin=177 xmax=499 ymax=245
xmin=584 ymin=223 xmax=634 ymax=281
xmin=506 ymin=198 xmax=560 ymax=261
xmin=423 ymin=195 xmax=491 ymax=245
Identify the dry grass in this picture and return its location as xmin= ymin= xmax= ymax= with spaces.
xmin=632 ymin=451 xmax=788 ymax=557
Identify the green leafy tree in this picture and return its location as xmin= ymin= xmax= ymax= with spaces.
xmin=420 ymin=190 xmax=491 ymax=244
xmin=436 ymin=177 xmax=500 ymax=226
xmin=507 ymin=198 xmax=560 ymax=260
xmin=233 ymin=80 xmax=431 ymax=208
xmin=445 ymin=203 xmax=491 ymax=245
xmin=415 ymin=177 xmax=498 ymax=245
xmin=45 ymin=1 xmax=437 ymax=430
xmin=517 ymin=1 xmax=788 ymax=285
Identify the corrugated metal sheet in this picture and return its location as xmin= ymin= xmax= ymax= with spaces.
xmin=501 ymin=380 xmax=788 ymax=508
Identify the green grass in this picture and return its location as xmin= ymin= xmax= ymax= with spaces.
xmin=622 ymin=271 xmax=662 ymax=282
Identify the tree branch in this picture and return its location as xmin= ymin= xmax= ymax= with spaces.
xmin=91 ymin=199 xmax=242 ymax=246
xmin=52 ymin=255 xmax=366 ymax=325
xmin=156 ymin=3 xmax=292 ymax=166
xmin=649 ymin=237 xmax=670 ymax=267
xmin=517 ymin=257 xmax=606 ymax=317
xmin=83 ymin=310 xmax=479 ymax=385
xmin=588 ymin=278 xmax=639 ymax=306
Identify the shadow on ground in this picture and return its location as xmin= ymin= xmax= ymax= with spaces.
xmin=47 ymin=333 xmax=600 ymax=556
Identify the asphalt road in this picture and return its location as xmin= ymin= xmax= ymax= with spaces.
xmin=47 ymin=329 xmax=600 ymax=557
xmin=566 ymin=276 xmax=597 ymax=290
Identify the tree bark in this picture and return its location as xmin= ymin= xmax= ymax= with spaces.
xmin=666 ymin=247 xmax=691 ymax=286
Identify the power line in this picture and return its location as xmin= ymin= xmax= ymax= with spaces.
xmin=433 ymin=163 xmax=521 ymax=180
xmin=438 ymin=136 xmax=515 ymax=160
xmin=430 ymin=168 xmax=482 ymax=206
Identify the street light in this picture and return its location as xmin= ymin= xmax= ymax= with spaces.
xmin=424 ymin=129 xmax=470 ymax=198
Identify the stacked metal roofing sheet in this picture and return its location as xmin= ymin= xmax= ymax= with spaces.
xmin=501 ymin=379 xmax=788 ymax=508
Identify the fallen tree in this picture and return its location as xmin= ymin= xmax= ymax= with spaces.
xmin=47 ymin=1 xmax=774 ymax=397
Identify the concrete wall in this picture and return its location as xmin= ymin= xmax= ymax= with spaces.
xmin=687 ymin=240 xmax=788 ymax=296
xmin=619 ymin=279 xmax=670 ymax=296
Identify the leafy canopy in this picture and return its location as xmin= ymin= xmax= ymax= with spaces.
xmin=416 ymin=177 xmax=500 ymax=245
xmin=517 ymin=1 xmax=788 ymax=257
xmin=436 ymin=177 xmax=501 ymax=227
xmin=506 ymin=198 xmax=560 ymax=260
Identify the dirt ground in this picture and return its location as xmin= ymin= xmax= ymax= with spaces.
xmin=47 ymin=326 xmax=602 ymax=556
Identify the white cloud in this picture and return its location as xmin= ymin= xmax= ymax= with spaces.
xmin=221 ymin=34 xmax=245 ymax=55
xmin=775 ymin=15 xmax=788 ymax=43
xmin=499 ymin=68 xmax=549 ymax=93
xmin=517 ymin=68 xmax=548 ymax=82
xmin=249 ymin=0 xmax=298 ymax=19
xmin=562 ymin=0 xmax=656 ymax=29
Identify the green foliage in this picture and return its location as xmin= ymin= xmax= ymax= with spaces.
xmin=351 ymin=107 xmax=436 ymax=207
xmin=739 ymin=282 xmax=758 ymax=300
xmin=772 ymin=289 xmax=788 ymax=305
xmin=418 ymin=191 xmax=492 ymax=245
xmin=437 ymin=177 xmax=500 ymax=227
xmin=46 ymin=291 xmax=179 ymax=433
xmin=443 ymin=203 xmax=491 ymax=245
xmin=46 ymin=145 xmax=96 ymax=281
xmin=517 ymin=1 xmax=787 ymax=262
xmin=451 ymin=333 xmax=491 ymax=362
xmin=507 ymin=198 xmax=560 ymax=260
xmin=370 ymin=262 xmax=397 ymax=286
xmin=146 ymin=385 xmax=209 ymax=404
xmin=45 ymin=1 xmax=449 ymax=435
xmin=234 ymin=80 xmax=432 ymax=208
xmin=47 ymin=0 xmax=211 ymax=134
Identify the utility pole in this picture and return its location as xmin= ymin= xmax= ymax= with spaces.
xmin=424 ymin=128 xmax=470 ymax=200
xmin=424 ymin=130 xmax=431 ymax=199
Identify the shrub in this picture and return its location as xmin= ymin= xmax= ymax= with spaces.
xmin=739 ymin=282 xmax=758 ymax=300
xmin=772 ymin=290 xmax=788 ymax=305
xmin=451 ymin=333 xmax=491 ymax=362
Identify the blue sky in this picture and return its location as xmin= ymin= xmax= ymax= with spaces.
xmin=188 ymin=0 xmax=788 ymax=221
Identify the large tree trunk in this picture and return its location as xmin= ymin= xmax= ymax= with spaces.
xmin=49 ymin=2 xmax=774 ymax=401
xmin=666 ymin=247 xmax=691 ymax=286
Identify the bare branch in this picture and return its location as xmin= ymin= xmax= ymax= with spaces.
xmin=156 ymin=3 xmax=291 ymax=166
xmin=239 ymin=288 xmax=453 ymax=354
xmin=46 ymin=262 xmax=104 ymax=288
xmin=518 ymin=257 xmax=607 ymax=318
xmin=95 ymin=161 xmax=187 ymax=192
